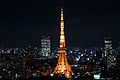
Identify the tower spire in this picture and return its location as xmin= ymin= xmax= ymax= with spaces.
xmin=51 ymin=5 xmax=73 ymax=78
xmin=60 ymin=6 xmax=65 ymax=48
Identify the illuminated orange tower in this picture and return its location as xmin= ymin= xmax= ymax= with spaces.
xmin=51 ymin=6 xmax=73 ymax=78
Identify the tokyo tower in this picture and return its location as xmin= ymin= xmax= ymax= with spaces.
xmin=51 ymin=6 xmax=73 ymax=78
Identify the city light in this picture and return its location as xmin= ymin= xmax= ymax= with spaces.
xmin=94 ymin=74 xmax=100 ymax=80
xmin=0 ymin=0 xmax=119 ymax=80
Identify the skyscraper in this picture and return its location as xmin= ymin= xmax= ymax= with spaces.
xmin=51 ymin=6 xmax=73 ymax=78
xmin=41 ymin=36 xmax=51 ymax=56
xmin=104 ymin=35 xmax=116 ymax=70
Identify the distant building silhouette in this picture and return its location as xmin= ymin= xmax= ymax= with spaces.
xmin=41 ymin=36 xmax=51 ymax=56
xmin=103 ymin=35 xmax=116 ymax=70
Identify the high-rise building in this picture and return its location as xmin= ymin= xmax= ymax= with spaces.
xmin=41 ymin=36 xmax=51 ymax=56
xmin=51 ymin=6 xmax=73 ymax=78
xmin=104 ymin=35 xmax=116 ymax=70
xmin=104 ymin=35 xmax=112 ymax=57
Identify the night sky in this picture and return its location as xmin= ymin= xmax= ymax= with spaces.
xmin=0 ymin=0 xmax=120 ymax=48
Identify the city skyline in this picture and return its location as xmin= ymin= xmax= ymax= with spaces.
xmin=0 ymin=0 xmax=120 ymax=48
